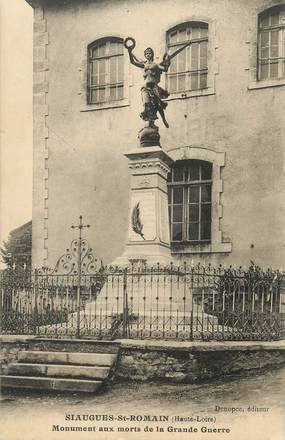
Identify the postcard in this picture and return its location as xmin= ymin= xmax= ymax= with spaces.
xmin=1 ymin=0 xmax=284 ymax=439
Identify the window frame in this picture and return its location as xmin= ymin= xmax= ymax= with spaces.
xmin=248 ymin=3 xmax=285 ymax=90
xmin=168 ymin=160 xmax=213 ymax=244
xmin=166 ymin=22 xmax=209 ymax=94
xmin=164 ymin=19 xmax=217 ymax=101
xmin=87 ymin=37 xmax=125 ymax=105
xmin=257 ymin=5 xmax=285 ymax=81
xmin=79 ymin=36 xmax=131 ymax=112
xmin=166 ymin=146 xmax=231 ymax=255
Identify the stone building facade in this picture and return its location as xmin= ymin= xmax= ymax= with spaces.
xmin=26 ymin=0 xmax=285 ymax=269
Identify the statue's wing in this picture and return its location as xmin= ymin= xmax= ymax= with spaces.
xmin=160 ymin=53 xmax=171 ymax=71
xmin=167 ymin=40 xmax=192 ymax=61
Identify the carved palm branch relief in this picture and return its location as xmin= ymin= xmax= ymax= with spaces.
xmin=131 ymin=202 xmax=145 ymax=240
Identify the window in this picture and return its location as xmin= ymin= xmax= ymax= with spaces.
xmin=166 ymin=22 xmax=208 ymax=94
xmin=88 ymin=37 xmax=124 ymax=104
xmin=258 ymin=5 xmax=285 ymax=81
xmin=168 ymin=160 xmax=212 ymax=243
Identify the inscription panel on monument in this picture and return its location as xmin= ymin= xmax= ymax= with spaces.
xmin=131 ymin=173 xmax=168 ymax=193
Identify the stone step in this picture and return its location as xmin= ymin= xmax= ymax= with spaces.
xmin=0 ymin=375 xmax=102 ymax=393
xmin=7 ymin=363 xmax=110 ymax=380
xmin=84 ymin=303 xmax=203 ymax=313
xmin=18 ymin=351 xmax=117 ymax=367
xmin=79 ymin=311 xmax=219 ymax=325
xmin=73 ymin=309 xmax=217 ymax=319
xmin=29 ymin=338 xmax=120 ymax=354
xmin=38 ymin=312 xmax=219 ymax=337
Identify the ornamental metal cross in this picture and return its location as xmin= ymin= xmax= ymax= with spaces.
xmin=71 ymin=215 xmax=90 ymax=279
xmin=71 ymin=215 xmax=90 ymax=338
xmin=39 ymin=215 xmax=99 ymax=276
xmin=71 ymin=215 xmax=90 ymax=232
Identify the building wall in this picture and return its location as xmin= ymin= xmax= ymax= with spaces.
xmin=31 ymin=0 xmax=285 ymax=269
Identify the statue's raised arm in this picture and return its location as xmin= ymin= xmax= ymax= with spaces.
xmin=124 ymin=37 xmax=144 ymax=68
xmin=124 ymin=37 xmax=193 ymax=147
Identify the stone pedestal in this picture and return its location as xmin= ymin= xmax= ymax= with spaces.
xmin=113 ymin=146 xmax=173 ymax=265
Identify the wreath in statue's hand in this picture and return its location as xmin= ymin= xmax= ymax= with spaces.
xmin=124 ymin=37 xmax=136 ymax=51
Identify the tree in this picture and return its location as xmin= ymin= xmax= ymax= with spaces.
xmin=1 ymin=221 xmax=32 ymax=270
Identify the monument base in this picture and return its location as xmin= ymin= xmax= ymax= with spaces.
xmin=112 ymin=243 xmax=173 ymax=267
xmin=113 ymin=145 xmax=174 ymax=267
xmin=138 ymin=124 xmax=160 ymax=147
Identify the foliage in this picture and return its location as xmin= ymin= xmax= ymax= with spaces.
xmin=203 ymin=261 xmax=283 ymax=332
xmin=0 ymin=221 xmax=32 ymax=270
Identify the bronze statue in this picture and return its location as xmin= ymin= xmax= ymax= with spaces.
xmin=124 ymin=37 xmax=193 ymax=146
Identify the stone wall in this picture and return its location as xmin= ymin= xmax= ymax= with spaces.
xmin=1 ymin=337 xmax=284 ymax=383
xmin=116 ymin=348 xmax=285 ymax=383
xmin=0 ymin=342 xmax=28 ymax=374
xmin=32 ymin=3 xmax=49 ymax=265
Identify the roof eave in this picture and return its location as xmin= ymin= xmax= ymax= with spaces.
xmin=24 ymin=0 xmax=100 ymax=6
xmin=24 ymin=0 xmax=40 ymax=7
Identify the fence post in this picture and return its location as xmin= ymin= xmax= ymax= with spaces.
xmin=190 ymin=265 xmax=194 ymax=341
xmin=0 ymin=274 xmax=2 ymax=334
xmin=33 ymin=269 xmax=39 ymax=335
xmin=190 ymin=309 xmax=193 ymax=341
xmin=76 ymin=233 xmax=82 ymax=339
xmin=123 ymin=268 xmax=129 ymax=338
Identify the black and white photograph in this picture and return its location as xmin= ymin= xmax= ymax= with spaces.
xmin=0 ymin=0 xmax=285 ymax=439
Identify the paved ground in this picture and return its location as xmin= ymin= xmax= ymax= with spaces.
xmin=1 ymin=366 xmax=284 ymax=440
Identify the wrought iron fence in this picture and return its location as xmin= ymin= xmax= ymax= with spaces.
xmin=1 ymin=263 xmax=284 ymax=341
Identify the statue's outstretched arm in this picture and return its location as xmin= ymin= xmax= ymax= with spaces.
xmin=128 ymin=50 xmax=144 ymax=68
xmin=124 ymin=37 xmax=144 ymax=69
